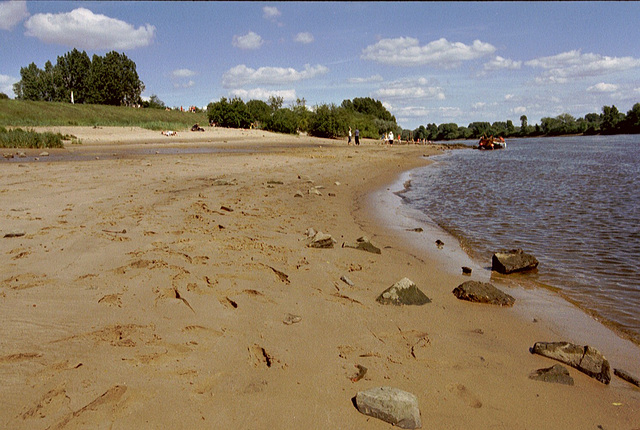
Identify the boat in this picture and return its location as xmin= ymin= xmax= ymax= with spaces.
xmin=477 ymin=135 xmax=506 ymax=150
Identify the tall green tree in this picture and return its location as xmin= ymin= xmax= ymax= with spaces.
xmin=55 ymin=48 xmax=91 ymax=103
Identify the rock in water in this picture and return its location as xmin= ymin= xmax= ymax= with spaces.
xmin=492 ymin=249 xmax=539 ymax=274
xmin=452 ymin=281 xmax=515 ymax=306
xmin=377 ymin=278 xmax=431 ymax=306
xmin=532 ymin=341 xmax=611 ymax=384
xmin=355 ymin=386 xmax=422 ymax=429
xmin=529 ymin=364 xmax=574 ymax=385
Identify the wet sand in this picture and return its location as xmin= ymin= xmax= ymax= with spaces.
xmin=1 ymin=126 xmax=639 ymax=429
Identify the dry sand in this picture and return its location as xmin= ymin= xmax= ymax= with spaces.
xmin=1 ymin=126 xmax=639 ymax=429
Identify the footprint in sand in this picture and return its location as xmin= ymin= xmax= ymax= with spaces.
xmin=20 ymin=383 xmax=70 ymax=420
xmin=450 ymin=383 xmax=482 ymax=408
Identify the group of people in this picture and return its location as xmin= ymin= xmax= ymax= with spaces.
xmin=348 ymin=127 xmax=360 ymax=146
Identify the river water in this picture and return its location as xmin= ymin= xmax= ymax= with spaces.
xmin=396 ymin=135 xmax=640 ymax=343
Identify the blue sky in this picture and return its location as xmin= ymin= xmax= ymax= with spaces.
xmin=1 ymin=1 xmax=639 ymax=130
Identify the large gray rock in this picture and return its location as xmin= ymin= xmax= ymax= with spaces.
xmin=377 ymin=278 xmax=431 ymax=306
xmin=452 ymin=281 xmax=515 ymax=306
xmin=529 ymin=364 xmax=574 ymax=385
xmin=355 ymin=386 xmax=422 ymax=429
xmin=492 ymin=249 xmax=539 ymax=274
xmin=342 ymin=236 xmax=381 ymax=254
xmin=532 ymin=341 xmax=611 ymax=384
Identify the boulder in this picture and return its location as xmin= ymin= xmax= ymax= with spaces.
xmin=452 ymin=281 xmax=515 ymax=307
xmin=355 ymin=386 xmax=422 ymax=429
xmin=529 ymin=364 xmax=574 ymax=385
xmin=531 ymin=341 xmax=611 ymax=384
xmin=492 ymin=249 xmax=539 ymax=274
xmin=342 ymin=236 xmax=381 ymax=254
xmin=377 ymin=278 xmax=431 ymax=306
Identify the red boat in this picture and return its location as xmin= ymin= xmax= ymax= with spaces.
xmin=478 ymin=135 xmax=506 ymax=150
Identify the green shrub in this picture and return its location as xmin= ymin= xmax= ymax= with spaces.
xmin=0 ymin=128 xmax=65 ymax=148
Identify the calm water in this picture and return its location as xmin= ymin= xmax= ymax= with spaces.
xmin=398 ymin=135 xmax=640 ymax=342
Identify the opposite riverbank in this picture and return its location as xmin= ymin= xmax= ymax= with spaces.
xmin=1 ymin=127 xmax=639 ymax=429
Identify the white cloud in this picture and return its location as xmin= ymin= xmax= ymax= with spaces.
xmin=294 ymin=32 xmax=314 ymax=44
xmin=373 ymin=77 xmax=445 ymax=100
xmin=222 ymin=64 xmax=328 ymax=88
xmin=0 ymin=0 xmax=29 ymax=31
xmin=24 ymin=7 xmax=155 ymax=50
xmin=483 ymin=56 xmax=522 ymax=71
xmin=526 ymin=50 xmax=640 ymax=84
xmin=361 ymin=37 xmax=496 ymax=68
xmin=174 ymin=80 xmax=195 ymax=89
xmin=587 ymin=82 xmax=618 ymax=93
xmin=514 ymin=106 xmax=527 ymax=114
xmin=0 ymin=73 xmax=18 ymax=96
xmin=504 ymin=94 xmax=514 ymax=100
xmin=473 ymin=102 xmax=487 ymax=109
xmin=347 ymin=74 xmax=383 ymax=84
xmin=171 ymin=69 xmax=196 ymax=78
xmin=263 ymin=6 xmax=281 ymax=20
xmin=232 ymin=31 xmax=264 ymax=50
xmin=230 ymin=88 xmax=296 ymax=102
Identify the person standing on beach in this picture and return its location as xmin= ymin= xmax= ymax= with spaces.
xmin=348 ymin=127 xmax=352 ymax=145
xmin=355 ymin=128 xmax=360 ymax=146
xmin=388 ymin=130 xmax=394 ymax=145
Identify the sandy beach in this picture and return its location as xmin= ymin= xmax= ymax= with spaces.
xmin=1 ymin=126 xmax=639 ymax=429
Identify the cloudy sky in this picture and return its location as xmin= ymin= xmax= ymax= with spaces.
xmin=1 ymin=1 xmax=639 ymax=129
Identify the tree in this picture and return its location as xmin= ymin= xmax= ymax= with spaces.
xmin=247 ymin=99 xmax=271 ymax=126
xmin=143 ymin=94 xmax=165 ymax=109
xmin=290 ymin=98 xmax=311 ymax=133
xmin=55 ymin=48 xmax=91 ymax=103
xmin=308 ymin=103 xmax=348 ymax=138
xmin=0 ymin=92 xmax=8 ymax=99
xmin=266 ymin=107 xmax=299 ymax=134
xmin=520 ymin=115 xmax=528 ymax=131
xmin=14 ymin=62 xmax=43 ymax=100
xmin=206 ymin=97 xmax=251 ymax=129
xmin=268 ymin=95 xmax=284 ymax=111
xmin=620 ymin=103 xmax=640 ymax=134
xmin=601 ymin=105 xmax=623 ymax=134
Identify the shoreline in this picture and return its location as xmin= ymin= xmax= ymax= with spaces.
xmin=1 ymin=127 xmax=639 ymax=428
xmin=365 ymin=160 xmax=640 ymax=361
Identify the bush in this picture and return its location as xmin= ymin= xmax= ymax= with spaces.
xmin=265 ymin=108 xmax=299 ymax=134
xmin=0 ymin=127 xmax=65 ymax=148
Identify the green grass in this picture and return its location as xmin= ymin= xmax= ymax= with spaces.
xmin=0 ymin=126 xmax=66 ymax=148
xmin=0 ymin=99 xmax=208 ymax=129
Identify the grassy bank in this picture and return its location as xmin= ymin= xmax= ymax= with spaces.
xmin=0 ymin=99 xmax=208 ymax=130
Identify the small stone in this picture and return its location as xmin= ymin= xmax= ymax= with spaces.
xmin=435 ymin=239 xmax=444 ymax=248
xmin=340 ymin=275 xmax=355 ymax=286
xmin=294 ymin=191 xmax=304 ymax=198
xmin=462 ymin=266 xmax=472 ymax=275
xmin=492 ymin=249 xmax=539 ymax=274
xmin=308 ymin=231 xmax=335 ymax=248
xmin=283 ymin=313 xmax=302 ymax=325
xmin=355 ymin=386 xmax=422 ymax=429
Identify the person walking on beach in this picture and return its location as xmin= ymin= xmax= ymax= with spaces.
xmin=355 ymin=128 xmax=360 ymax=146
xmin=388 ymin=130 xmax=394 ymax=145
xmin=348 ymin=127 xmax=352 ymax=145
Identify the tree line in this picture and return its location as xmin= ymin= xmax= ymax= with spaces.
xmin=12 ymin=48 xmax=144 ymax=106
xmin=403 ymin=103 xmax=640 ymax=142
xmin=206 ymin=96 xmax=399 ymax=139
